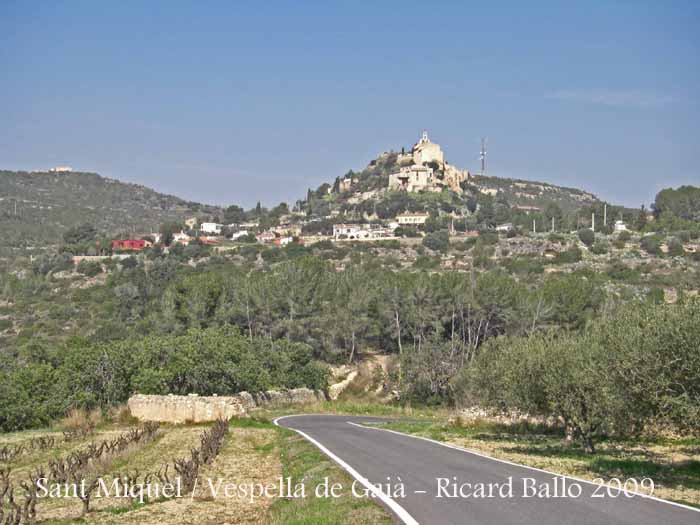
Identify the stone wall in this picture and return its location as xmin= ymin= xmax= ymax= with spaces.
xmin=127 ymin=388 xmax=326 ymax=424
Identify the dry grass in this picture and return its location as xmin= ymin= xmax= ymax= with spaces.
xmin=59 ymin=407 xmax=103 ymax=432
xmin=86 ymin=427 xmax=282 ymax=525
xmin=2 ymin=422 xmax=284 ymax=525
xmin=4 ymin=429 xmax=126 ymax=485
xmin=383 ymin=420 xmax=700 ymax=508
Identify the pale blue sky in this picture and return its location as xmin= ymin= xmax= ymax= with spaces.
xmin=1 ymin=1 xmax=698 ymax=208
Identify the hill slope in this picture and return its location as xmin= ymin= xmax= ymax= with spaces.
xmin=307 ymin=149 xmax=601 ymax=220
xmin=0 ymin=170 xmax=220 ymax=249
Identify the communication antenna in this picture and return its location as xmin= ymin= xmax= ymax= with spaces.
xmin=479 ymin=138 xmax=487 ymax=176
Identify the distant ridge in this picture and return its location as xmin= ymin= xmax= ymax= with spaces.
xmin=0 ymin=170 xmax=221 ymax=249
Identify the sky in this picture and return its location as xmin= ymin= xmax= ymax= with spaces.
xmin=1 ymin=1 xmax=698 ymax=209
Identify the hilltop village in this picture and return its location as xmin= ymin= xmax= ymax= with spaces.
xmin=3 ymin=132 xmax=697 ymax=303
xmin=101 ymin=131 xmax=605 ymax=253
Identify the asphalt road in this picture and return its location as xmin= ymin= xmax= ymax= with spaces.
xmin=275 ymin=414 xmax=699 ymax=525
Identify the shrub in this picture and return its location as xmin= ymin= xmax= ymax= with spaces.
xmin=646 ymin=287 xmax=664 ymax=304
xmin=612 ymin=239 xmax=626 ymax=249
xmin=617 ymin=230 xmax=631 ymax=242
xmin=552 ymin=245 xmax=582 ymax=264
xmin=60 ymin=407 xmax=102 ymax=432
xmin=577 ymin=228 xmax=595 ymax=247
xmin=237 ymin=233 xmax=257 ymax=243
xmin=422 ymin=230 xmax=450 ymax=252
xmin=76 ymin=260 xmax=102 ymax=277
xmin=667 ymin=237 xmax=684 ymax=257
xmin=677 ymin=230 xmax=691 ymax=243
xmin=504 ymin=257 xmax=544 ymax=275
xmin=456 ymin=300 xmax=700 ymax=452
xmin=120 ymin=256 xmax=138 ymax=269
xmin=590 ymin=240 xmax=608 ymax=255
xmin=606 ymin=261 xmax=640 ymax=282
xmin=640 ymin=235 xmax=662 ymax=255
xmin=394 ymin=226 xmax=419 ymax=238
xmin=479 ymin=232 xmax=499 ymax=245
xmin=413 ymin=254 xmax=440 ymax=270
xmin=548 ymin=233 xmax=566 ymax=243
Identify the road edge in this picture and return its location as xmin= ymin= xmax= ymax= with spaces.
xmin=273 ymin=414 xmax=419 ymax=525
xmin=348 ymin=421 xmax=700 ymax=514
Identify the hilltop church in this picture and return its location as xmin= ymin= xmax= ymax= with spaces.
xmin=389 ymin=131 xmax=469 ymax=194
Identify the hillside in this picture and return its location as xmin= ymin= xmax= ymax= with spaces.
xmin=467 ymin=174 xmax=599 ymax=212
xmin=0 ymin=170 xmax=220 ymax=251
xmin=308 ymin=133 xmax=602 ymax=221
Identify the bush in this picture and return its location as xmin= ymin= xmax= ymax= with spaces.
xmin=646 ymin=287 xmax=664 ymax=304
xmin=551 ymin=245 xmax=582 ymax=264
xmin=422 ymin=230 xmax=450 ymax=252
xmin=640 ymin=235 xmax=662 ymax=255
xmin=237 ymin=233 xmax=258 ymax=243
xmin=456 ymin=300 xmax=700 ymax=452
xmin=548 ymin=233 xmax=566 ymax=243
xmin=504 ymin=256 xmax=544 ymax=275
xmin=676 ymin=230 xmax=691 ymax=243
xmin=617 ymin=230 xmax=631 ymax=242
xmin=60 ymin=407 xmax=102 ymax=432
xmin=612 ymin=239 xmax=626 ymax=250
xmin=590 ymin=240 xmax=608 ymax=255
xmin=32 ymin=254 xmax=73 ymax=275
xmin=667 ymin=237 xmax=685 ymax=257
xmin=606 ymin=261 xmax=640 ymax=282
xmin=76 ymin=260 xmax=102 ymax=277
xmin=413 ymin=254 xmax=440 ymax=270
xmin=120 ymin=256 xmax=138 ymax=269
xmin=577 ymin=228 xmax=595 ymax=247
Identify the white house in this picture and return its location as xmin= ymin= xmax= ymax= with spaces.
xmin=172 ymin=231 xmax=191 ymax=245
xmin=333 ymin=224 xmax=370 ymax=240
xmin=333 ymin=224 xmax=395 ymax=241
xmin=230 ymin=230 xmax=250 ymax=240
xmin=496 ymin=223 xmax=514 ymax=232
xmin=396 ymin=211 xmax=429 ymax=226
xmin=200 ymin=222 xmax=223 ymax=234
xmin=614 ymin=220 xmax=628 ymax=232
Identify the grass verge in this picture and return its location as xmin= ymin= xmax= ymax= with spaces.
xmin=380 ymin=419 xmax=700 ymax=509
xmin=267 ymin=425 xmax=392 ymax=524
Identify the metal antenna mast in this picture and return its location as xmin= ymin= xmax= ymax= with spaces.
xmin=479 ymin=138 xmax=487 ymax=176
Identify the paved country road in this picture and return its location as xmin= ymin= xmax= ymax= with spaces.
xmin=274 ymin=414 xmax=699 ymax=525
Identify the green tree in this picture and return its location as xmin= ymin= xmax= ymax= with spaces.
xmin=577 ymin=228 xmax=595 ymax=247
xmin=223 ymin=204 xmax=245 ymax=224
xmin=422 ymin=230 xmax=450 ymax=252
xmin=63 ymin=223 xmax=97 ymax=244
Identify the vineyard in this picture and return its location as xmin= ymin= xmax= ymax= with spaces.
xmin=0 ymin=420 xmax=282 ymax=524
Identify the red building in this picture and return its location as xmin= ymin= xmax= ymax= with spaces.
xmin=111 ymin=239 xmax=149 ymax=251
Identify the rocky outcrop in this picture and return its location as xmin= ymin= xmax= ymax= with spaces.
xmin=328 ymin=371 xmax=358 ymax=400
xmin=128 ymin=388 xmax=326 ymax=424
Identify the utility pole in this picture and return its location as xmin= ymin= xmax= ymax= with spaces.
xmin=603 ymin=204 xmax=607 ymax=227
xmin=479 ymin=138 xmax=487 ymax=176
xmin=551 ymin=216 xmax=555 ymax=232
xmin=533 ymin=219 xmax=536 ymax=233
xmin=591 ymin=213 xmax=595 ymax=232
